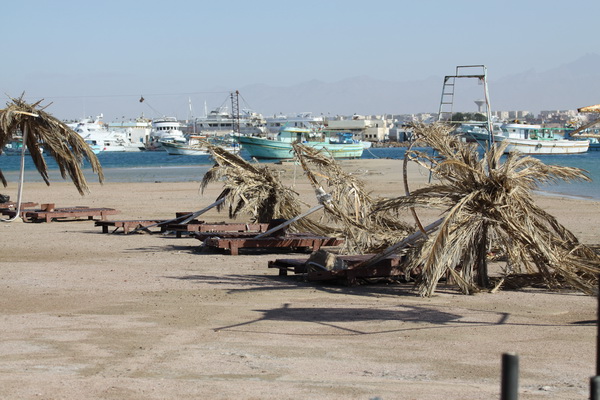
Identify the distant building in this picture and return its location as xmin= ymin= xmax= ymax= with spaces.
xmin=325 ymin=114 xmax=388 ymax=142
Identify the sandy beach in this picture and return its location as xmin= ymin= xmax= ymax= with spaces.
xmin=0 ymin=158 xmax=598 ymax=399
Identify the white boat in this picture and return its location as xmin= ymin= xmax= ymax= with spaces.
xmin=149 ymin=117 xmax=187 ymax=150
xmin=70 ymin=115 xmax=145 ymax=152
xmin=456 ymin=122 xmax=589 ymax=154
xmin=265 ymin=112 xmax=324 ymax=136
xmin=500 ymin=122 xmax=589 ymax=154
xmin=195 ymin=106 xmax=266 ymax=136
xmin=109 ymin=116 xmax=152 ymax=149
xmin=161 ymin=135 xmax=238 ymax=156
xmin=236 ymin=126 xmax=363 ymax=159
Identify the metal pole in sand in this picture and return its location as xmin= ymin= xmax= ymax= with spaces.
xmin=501 ymin=352 xmax=519 ymax=400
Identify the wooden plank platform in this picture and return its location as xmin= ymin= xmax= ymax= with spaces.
xmin=95 ymin=219 xmax=167 ymax=234
xmin=94 ymin=212 xmax=208 ymax=235
xmin=0 ymin=201 xmax=38 ymax=210
xmin=201 ymin=233 xmax=343 ymax=255
xmin=17 ymin=206 xmax=119 ymax=223
xmin=165 ymin=222 xmax=269 ymax=238
xmin=268 ymin=253 xmax=405 ymax=285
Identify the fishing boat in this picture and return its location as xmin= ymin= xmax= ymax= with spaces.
xmin=236 ymin=126 xmax=364 ymax=159
xmin=1 ymin=139 xmax=44 ymax=156
xmin=499 ymin=122 xmax=589 ymax=154
xmin=455 ymin=122 xmax=589 ymax=154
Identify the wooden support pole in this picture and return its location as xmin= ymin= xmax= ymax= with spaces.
xmin=129 ymin=197 xmax=226 ymax=234
xmin=352 ymin=218 xmax=443 ymax=270
xmin=253 ymin=204 xmax=324 ymax=239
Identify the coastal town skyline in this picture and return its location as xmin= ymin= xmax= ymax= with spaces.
xmin=2 ymin=1 xmax=599 ymax=121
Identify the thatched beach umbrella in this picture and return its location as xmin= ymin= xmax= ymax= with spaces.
xmin=292 ymin=143 xmax=412 ymax=254
xmin=376 ymin=123 xmax=600 ymax=296
xmin=200 ymin=142 xmax=328 ymax=234
xmin=0 ymin=95 xmax=104 ymax=195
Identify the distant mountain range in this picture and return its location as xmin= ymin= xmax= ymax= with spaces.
xmin=229 ymin=53 xmax=600 ymax=117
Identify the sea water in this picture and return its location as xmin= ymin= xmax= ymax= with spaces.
xmin=1 ymin=147 xmax=599 ymax=200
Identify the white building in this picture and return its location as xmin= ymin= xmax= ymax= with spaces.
xmin=325 ymin=115 xmax=388 ymax=142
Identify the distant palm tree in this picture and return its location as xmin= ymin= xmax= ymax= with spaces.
xmin=376 ymin=123 xmax=599 ymax=296
xmin=0 ymin=95 xmax=103 ymax=195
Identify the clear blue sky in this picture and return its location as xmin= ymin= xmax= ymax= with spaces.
xmin=2 ymin=0 xmax=598 ymax=120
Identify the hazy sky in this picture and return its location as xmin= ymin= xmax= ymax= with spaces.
xmin=3 ymin=0 xmax=598 ymax=120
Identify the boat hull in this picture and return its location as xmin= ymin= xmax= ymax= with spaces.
xmin=237 ymin=136 xmax=363 ymax=159
xmin=504 ymin=138 xmax=589 ymax=154
xmin=161 ymin=142 xmax=209 ymax=156
xmin=161 ymin=141 xmax=237 ymax=156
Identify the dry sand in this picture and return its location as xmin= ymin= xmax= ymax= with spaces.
xmin=0 ymin=159 xmax=598 ymax=399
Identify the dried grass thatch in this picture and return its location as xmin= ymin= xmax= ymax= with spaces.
xmin=292 ymin=143 xmax=412 ymax=253
xmin=0 ymin=94 xmax=103 ymax=194
xmin=376 ymin=123 xmax=600 ymax=296
xmin=200 ymin=142 xmax=328 ymax=234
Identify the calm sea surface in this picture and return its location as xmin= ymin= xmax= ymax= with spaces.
xmin=1 ymin=147 xmax=599 ymax=200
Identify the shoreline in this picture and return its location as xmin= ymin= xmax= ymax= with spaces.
xmin=0 ymin=158 xmax=598 ymax=399
xmin=2 ymin=159 xmax=599 ymax=201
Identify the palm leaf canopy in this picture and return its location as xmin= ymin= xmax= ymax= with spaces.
xmin=292 ymin=143 xmax=412 ymax=253
xmin=199 ymin=142 xmax=327 ymax=234
xmin=0 ymin=95 xmax=103 ymax=195
xmin=376 ymin=123 xmax=599 ymax=296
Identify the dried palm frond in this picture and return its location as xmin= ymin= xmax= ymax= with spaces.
xmin=376 ymin=122 xmax=599 ymax=296
xmin=292 ymin=143 xmax=412 ymax=253
xmin=0 ymin=94 xmax=103 ymax=194
xmin=200 ymin=142 xmax=328 ymax=234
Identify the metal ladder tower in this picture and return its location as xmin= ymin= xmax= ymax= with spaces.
xmin=230 ymin=90 xmax=241 ymax=135
xmin=437 ymin=65 xmax=494 ymax=144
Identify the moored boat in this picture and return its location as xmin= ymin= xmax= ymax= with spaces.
xmin=70 ymin=115 xmax=145 ymax=152
xmin=161 ymin=135 xmax=238 ymax=156
xmin=500 ymin=122 xmax=589 ymax=154
xmin=455 ymin=122 xmax=589 ymax=154
xmin=236 ymin=126 xmax=363 ymax=159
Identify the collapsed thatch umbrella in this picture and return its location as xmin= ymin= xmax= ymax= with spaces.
xmin=292 ymin=143 xmax=412 ymax=253
xmin=200 ymin=142 xmax=328 ymax=234
xmin=376 ymin=123 xmax=600 ymax=296
xmin=0 ymin=95 xmax=104 ymax=195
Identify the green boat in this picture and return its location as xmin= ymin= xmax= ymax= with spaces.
xmin=236 ymin=127 xmax=364 ymax=159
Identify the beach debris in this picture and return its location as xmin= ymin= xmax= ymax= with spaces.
xmin=375 ymin=122 xmax=600 ymax=296
xmin=570 ymin=104 xmax=600 ymax=138
xmin=200 ymin=141 xmax=329 ymax=235
xmin=291 ymin=142 xmax=413 ymax=254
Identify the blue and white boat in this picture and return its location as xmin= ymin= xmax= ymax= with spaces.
xmin=456 ymin=122 xmax=589 ymax=154
xmin=236 ymin=126 xmax=364 ymax=159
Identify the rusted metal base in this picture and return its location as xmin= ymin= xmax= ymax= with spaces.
xmin=268 ymin=253 xmax=405 ymax=285
xmin=200 ymin=233 xmax=343 ymax=255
